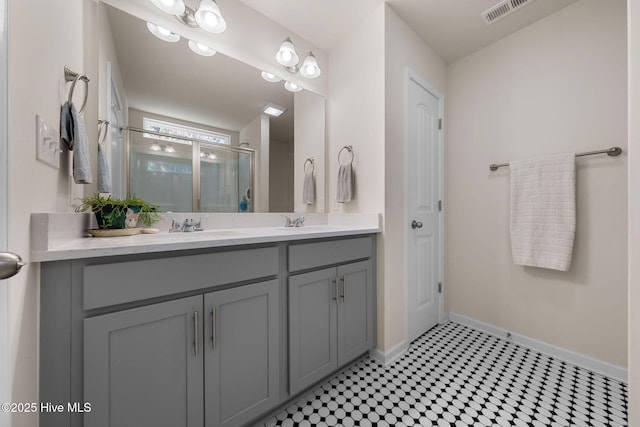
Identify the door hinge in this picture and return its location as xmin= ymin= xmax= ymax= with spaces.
xmin=438 ymin=118 xmax=442 ymax=130
xmin=438 ymin=200 xmax=442 ymax=212
xmin=438 ymin=282 xmax=442 ymax=293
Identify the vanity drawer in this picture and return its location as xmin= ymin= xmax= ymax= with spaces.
xmin=83 ymin=247 xmax=278 ymax=310
xmin=288 ymin=237 xmax=372 ymax=272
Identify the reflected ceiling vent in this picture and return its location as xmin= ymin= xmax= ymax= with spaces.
xmin=481 ymin=0 xmax=538 ymax=25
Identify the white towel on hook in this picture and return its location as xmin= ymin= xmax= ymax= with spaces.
xmin=302 ymin=172 xmax=315 ymax=205
xmin=98 ymin=142 xmax=111 ymax=193
xmin=336 ymin=164 xmax=353 ymax=203
xmin=510 ymin=153 xmax=576 ymax=271
xmin=60 ymin=101 xmax=93 ymax=184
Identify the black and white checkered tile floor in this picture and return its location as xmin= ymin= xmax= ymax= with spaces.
xmin=262 ymin=322 xmax=628 ymax=427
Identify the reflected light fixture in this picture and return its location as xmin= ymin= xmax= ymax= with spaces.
xmin=263 ymin=103 xmax=286 ymax=117
xmin=276 ymin=37 xmax=321 ymax=79
xmin=147 ymin=22 xmax=180 ymax=42
xmin=207 ymin=153 xmax=217 ymax=160
xmin=284 ymin=81 xmax=302 ymax=93
xmin=150 ymin=142 xmax=162 ymax=151
xmin=164 ymin=145 xmax=176 ymax=153
xmin=150 ymin=0 xmax=185 ymax=15
xmin=261 ymin=71 xmax=282 ymax=83
xmin=188 ymin=40 xmax=216 ymax=56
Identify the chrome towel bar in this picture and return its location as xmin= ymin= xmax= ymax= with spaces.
xmin=489 ymin=147 xmax=622 ymax=171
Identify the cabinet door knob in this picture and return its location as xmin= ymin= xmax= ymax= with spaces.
xmin=411 ymin=220 xmax=423 ymax=229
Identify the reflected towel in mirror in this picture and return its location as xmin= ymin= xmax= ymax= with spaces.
xmin=303 ymin=172 xmax=315 ymax=205
xmin=98 ymin=142 xmax=111 ymax=193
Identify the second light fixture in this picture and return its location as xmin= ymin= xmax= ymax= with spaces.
xmin=276 ymin=37 xmax=321 ymax=79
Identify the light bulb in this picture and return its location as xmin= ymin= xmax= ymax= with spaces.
xmin=305 ymin=65 xmax=316 ymax=75
xmin=204 ymin=12 xmax=218 ymax=27
xmin=188 ymin=40 xmax=216 ymax=56
xmin=282 ymin=51 xmax=292 ymax=62
xmin=150 ymin=0 xmax=185 ymax=15
xmin=261 ymin=71 xmax=282 ymax=83
xmin=284 ymin=81 xmax=303 ymax=92
xmin=147 ymin=22 xmax=180 ymax=42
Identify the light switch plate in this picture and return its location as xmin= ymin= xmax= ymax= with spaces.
xmin=36 ymin=114 xmax=61 ymax=169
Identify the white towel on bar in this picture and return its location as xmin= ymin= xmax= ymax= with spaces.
xmin=510 ymin=153 xmax=576 ymax=271
xmin=302 ymin=172 xmax=315 ymax=205
xmin=337 ymin=164 xmax=353 ymax=203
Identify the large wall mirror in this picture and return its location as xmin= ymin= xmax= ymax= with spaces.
xmin=97 ymin=0 xmax=325 ymax=213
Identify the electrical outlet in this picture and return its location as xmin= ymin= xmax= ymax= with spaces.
xmin=36 ymin=115 xmax=60 ymax=169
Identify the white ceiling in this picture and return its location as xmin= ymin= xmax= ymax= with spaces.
xmin=239 ymin=0 xmax=579 ymax=63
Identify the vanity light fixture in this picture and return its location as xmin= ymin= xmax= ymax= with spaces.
xmin=147 ymin=22 xmax=180 ymax=42
xmin=261 ymin=71 xmax=282 ymax=83
xmin=150 ymin=142 xmax=162 ymax=151
xmin=276 ymin=37 xmax=321 ymax=79
xmin=284 ymin=81 xmax=303 ymax=93
xmin=150 ymin=0 xmax=185 ymax=15
xmin=159 ymin=0 xmax=227 ymax=34
xmin=188 ymin=40 xmax=216 ymax=56
xmin=194 ymin=0 xmax=227 ymax=33
xmin=263 ymin=103 xmax=286 ymax=117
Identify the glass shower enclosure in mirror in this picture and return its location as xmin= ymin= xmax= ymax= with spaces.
xmin=99 ymin=1 xmax=299 ymax=212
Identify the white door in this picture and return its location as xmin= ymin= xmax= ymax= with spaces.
xmin=0 ymin=0 xmax=10 ymax=424
xmin=406 ymin=73 xmax=443 ymax=343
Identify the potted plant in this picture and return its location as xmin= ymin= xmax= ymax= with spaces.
xmin=75 ymin=194 xmax=129 ymax=229
xmin=76 ymin=194 xmax=161 ymax=230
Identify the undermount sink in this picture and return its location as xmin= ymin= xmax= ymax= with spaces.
xmin=141 ymin=229 xmax=247 ymax=239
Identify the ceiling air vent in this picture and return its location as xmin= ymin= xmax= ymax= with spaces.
xmin=481 ymin=0 xmax=538 ymax=25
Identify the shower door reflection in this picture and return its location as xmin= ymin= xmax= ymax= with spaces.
xmin=128 ymin=128 xmax=254 ymax=212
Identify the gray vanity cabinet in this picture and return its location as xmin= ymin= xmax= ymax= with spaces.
xmin=288 ymin=260 xmax=373 ymax=395
xmin=203 ymin=280 xmax=280 ymax=427
xmin=288 ymin=268 xmax=338 ymax=395
xmin=83 ymin=296 xmax=204 ymax=427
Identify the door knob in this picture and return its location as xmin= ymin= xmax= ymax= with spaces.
xmin=411 ymin=220 xmax=423 ymax=229
xmin=0 ymin=252 xmax=26 ymax=280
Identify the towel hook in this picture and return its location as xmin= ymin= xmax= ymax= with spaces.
xmin=65 ymin=66 xmax=89 ymax=116
xmin=338 ymin=145 xmax=354 ymax=166
xmin=304 ymin=158 xmax=315 ymax=174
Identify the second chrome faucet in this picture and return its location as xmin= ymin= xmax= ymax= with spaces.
xmin=170 ymin=218 xmax=204 ymax=232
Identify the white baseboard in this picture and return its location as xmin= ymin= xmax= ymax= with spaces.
xmin=448 ymin=313 xmax=628 ymax=383
xmin=370 ymin=340 xmax=409 ymax=366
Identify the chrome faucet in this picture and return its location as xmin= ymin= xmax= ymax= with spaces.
xmin=182 ymin=218 xmax=195 ymax=232
xmin=284 ymin=215 xmax=305 ymax=227
xmin=170 ymin=218 xmax=205 ymax=232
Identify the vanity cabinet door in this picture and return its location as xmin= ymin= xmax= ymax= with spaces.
xmin=204 ymin=280 xmax=280 ymax=427
xmin=288 ymin=268 xmax=338 ymax=395
xmin=84 ymin=296 xmax=204 ymax=427
xmin=337 ymin=260 xmax=373 ymax=367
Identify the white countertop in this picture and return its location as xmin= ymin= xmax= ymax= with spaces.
xmin=30 ymin=213 xmax=381 ymax=262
